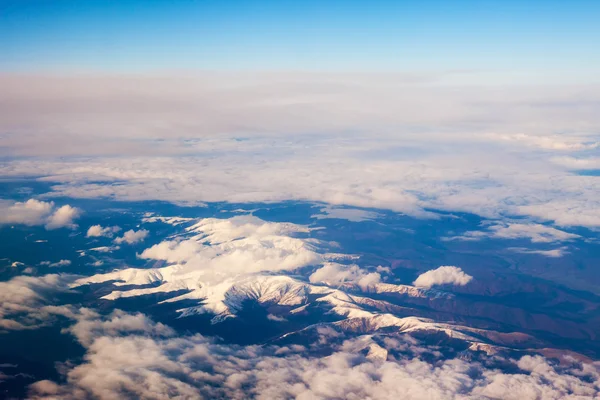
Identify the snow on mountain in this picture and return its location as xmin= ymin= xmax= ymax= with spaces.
xmin=73 ymin=214 xmax=534 ymax=349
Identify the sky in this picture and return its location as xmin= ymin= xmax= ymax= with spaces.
xmin=1 ymin=0 xmax=600 ymax=83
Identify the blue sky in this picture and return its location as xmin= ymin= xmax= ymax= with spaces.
xmin=1 ymin=0 xmax=599 ymax=80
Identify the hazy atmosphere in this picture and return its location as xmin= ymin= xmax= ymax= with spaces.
xmin=1 ymin=1 xmax=599 ymax=399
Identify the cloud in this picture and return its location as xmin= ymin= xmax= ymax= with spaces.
xmin=311 ymin=205 xmax=382 ymax=222
xmin=86 ymin=225 xmax=121 ymax=238
xmin=0 ymin=74 xmax=599 ymax=229
xmin=508 ymin=247 xmax=568 ymax=258
xmin=309 ymin=263 xmax=381 ymax=289
xmin=487 ymin=133 xmax=600 ymax=151
xmin=74 ymin=216 xmax=324 ymax=319
xmin=447 ymin=223 xmax=580 ymax=243
xmin=413 ymin=266 xmax=473 ymax=289
xmin=0 ymin=274 xmax=78 ymax=331
xmin=551 ymin=156 xmax=600 ymax=170
xmin=28 ymin=310 xmax=600 ymax=400
xmin=45 ymin=205 xmax=81 ymax=230
xmin=40 ymin=259 xmax=71 ymax=268
xmin=0 ymin=199 xmax=81 ymax=230
xmin=114 ymin=229 xmax=148 ymax=244
xmin=135 ymin=216 xmax=319 ymax=280
xmin=88 ymin=246 xmax=119 ymax=253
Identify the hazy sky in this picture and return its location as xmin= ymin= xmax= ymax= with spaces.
xmin=2 ymin=0 xmax=599 ymax=83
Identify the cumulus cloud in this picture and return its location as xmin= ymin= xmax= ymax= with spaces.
xmin=135 ymin=216 xmax=319 ymax=280
xmin=309 ymin=263 xmax=381 ymax=289
xmin=0 ymin=274 xmax=78 ymax=331
xmin=45 ymin=205 xmax=81 ymax=230
xmin=86 ymin=225 xmax=121 ymax=238
xmin=0 ymin=199 xmax=81 ymax=230
xmin=114 ymin=229 xmax=148 ymax=244
xmin=413 ymin=266 xmax=473 ymax=289
xmin=28 ymin=310 xmax=600 ymax=400
xmin=447 ymin=223 xmax=580 ymax=243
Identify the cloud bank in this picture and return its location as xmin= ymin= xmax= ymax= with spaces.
xmin=0 ymin=274 xmax=77 ymax=331
xmin=0 ymin=73 xmax=599 ymax=230
xmin=28 ymin=310 xmax=600 ymax=400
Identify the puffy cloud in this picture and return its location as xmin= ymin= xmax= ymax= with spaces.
xmin=413 ymin=266 xmax=473 ymax=289
xmin=0 ymin=199 xmax=81 ymax=230
xmin=86 ymin=225 xmax=121 ymax=238
xmin=28 ymin=310 xmax=600 ymax=400
xmin=0 ymin=274 xmax=78 ymax=331
xmin=138 ymin=239 xmax=203 ymax=263
xmin=448 ymin=223 xmax=580 ymax=243
xmin=45 ymin=205 xmax=81 ymax=230
xmin=309 ymin=263 xmax=381 ymax=289
xmin=135 ymin=216 xmax=320 ymax=280
xmin=74 ymin=216 xmax=324 ymax=319
xmin=186 ymin=215 xmax=311 ymax=244
xmin=66 ymin=309 xmax=175 ymax=347
xmin=0 ymin=199 xmax=53 ymax=226
xmin=114 ymin=229 xmax=148 ymax=244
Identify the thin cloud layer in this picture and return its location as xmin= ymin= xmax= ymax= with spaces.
xmin=413 ymin=266 xmax=473 ymax=289
xmin=448 ymin=223 xmax=580 ymax=243
xmin=0 ymin=74 xmax=599 ymax=229
xmin=40 ymin=260 xmax=72 ymax=268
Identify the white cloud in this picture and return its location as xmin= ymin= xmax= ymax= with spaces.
xmin=0 ymin=199 xmax=81 ymax=230
xmin=309 ymin=263 xmax=381 ymax=289
xmin=45 ymin=205 xmax=81 ymax=230
xmin=448 ymin=223 xmax=580 ymax=243
xmin=74 ymin=216 xmax=324 ymax=319
xmin=114 ymin=229 xmax=148 ymax=245
xmin=0 ymin=199 xmax=53 ymax=226
xmin=0 ymin=274 xmax=77 ymax=331
xmin=0 ymin=74 xmax=599 ymax=229
xmin=311 ymin=206 xmax=382 ymax=222
xmin=508 ymin=247 xmax=568 ymax=258
xmin=86 ymin=225 xmax=121 ymax=238
xmin=413 ymin=266 xmax=473 ymax=289
xmin=27 ymin=310 xmax=600 ymax=400
xmin=134 ymin=217 xmax=319 ymax=282
xmin=551 ymin=156 xmax=600 ymax=170
xmin=487 ymin=133 xmax=600 ymax=151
